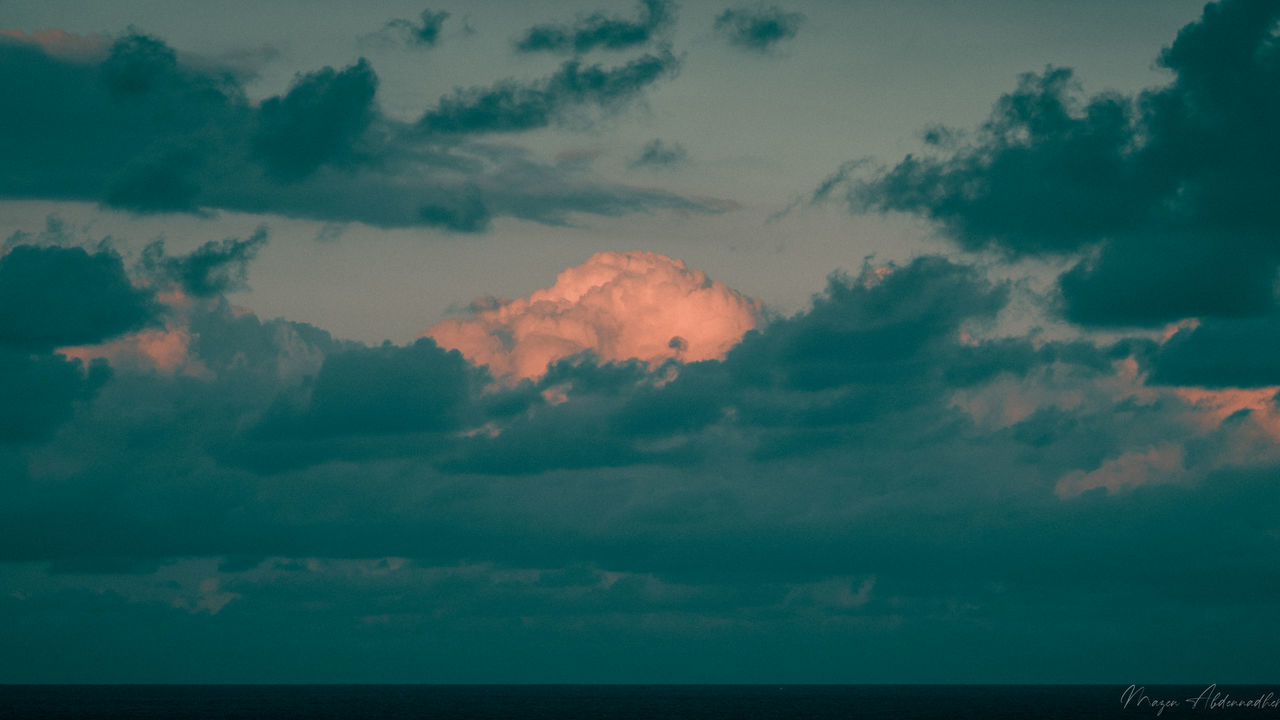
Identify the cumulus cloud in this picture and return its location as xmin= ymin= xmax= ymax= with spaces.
xmin=0 ymin=245 xmax=154 ymax=350
xmin=253 ymin=60 xmax=378 ymax=181
xmin=846 ymin=0 xmax=1280 ymax=330
xmin=1148 ymin=315 xmax=1280 ymax=388
xmin=426 ymin=250 xmax=762 ymax=380
xmin=0 ymin=31 xmax=712 ymax=231
xmin=514 ymin=0 xmax=674 ymax=54
xmin=714 ymin=5 xmax=805 ymax=53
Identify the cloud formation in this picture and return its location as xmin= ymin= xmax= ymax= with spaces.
xmin=714 ymin=5 xmax=805 ymax=52
xmin=426 ymin=250 xmax=762 ymax=380
xmin=385 ymin=9 xmax=450 ymax=47
xmin=4 ymin=222 xmax=1280 ymax=680
xmin=849 ymin=0 xmax=1280 ymax=328
xmin=0 ymin=245 xmax=154 ymax=350
xmin=514 ymin=0 xmax=674 ymax=54
xmin=0 ymin=30 xmax=709 ymax=231
xmin=419 ymin=50 xmax=679 ymax=135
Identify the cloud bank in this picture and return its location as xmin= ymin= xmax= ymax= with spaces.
xmin=3 ymin=220 xmax=1280 ymax=680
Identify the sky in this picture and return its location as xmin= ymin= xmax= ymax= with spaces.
xmin=0 ymin=0 xmax=1278 ymax=683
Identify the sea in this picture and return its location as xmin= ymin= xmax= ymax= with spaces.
xmin=2 ymin=684 xmax=1277 ymax=719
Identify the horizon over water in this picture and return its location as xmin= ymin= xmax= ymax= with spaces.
xmin=3 ymin=684 xmax=1279 ymax=719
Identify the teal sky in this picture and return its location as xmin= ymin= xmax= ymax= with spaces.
xmin=2 ymin=0 xmax=1279 ymax=683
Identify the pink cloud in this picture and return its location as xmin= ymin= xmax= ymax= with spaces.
xmin=58 ymin=326 xmax=203 ymax=376
xmin=426 ymin=250 xmax=762 ymax=381
xmin=1055 ymin=444 xmax=1186 ymax=498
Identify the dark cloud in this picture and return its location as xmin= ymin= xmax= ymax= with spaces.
xmin=0 ymin=238 xmax=149 ymax=445
xmin=385 ymin=9 xmax=450 ymax=47
xmin=0 ymin=351 xmax=110 ymax=445
xmin=0 ymin=32 xmax=712 ymax=231
xmin=419 ymin=50 xmax=679 ymax=135
xmin=630 ymin=138 xmax=688 ymax=168
xmin=714 ymin=5 xmax=804 ymax=52
xmin=848 ymin=0 xmax=1280 ymax=328
xmin=514 ymin=0 xmax=673 ymax=54
xmin=2 ymin=224 xmax=1276 ymax=680
xmin=140 ymin=226 xmax=268 ymax=297
xmin=1148 ymin=316 xmax=1280 ymax=389
xmin=253 ymin=60 xmax=378 ymax=180
xmin=417 ymin=185 xmax=492 ymax=232
xmin=0 ymin=245 xmax=154 ymax=350
xmin=252 ymin=339 xmax=480 ymax=441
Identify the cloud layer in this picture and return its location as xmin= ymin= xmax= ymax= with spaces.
xmin=2 ymin=220 xmax=1280 ymax=680
xmin=3 ymin=0 xmax=1280 ymax=684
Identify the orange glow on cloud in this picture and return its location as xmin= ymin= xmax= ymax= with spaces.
xmin=426 ymin=250 xmax=762 ymax=381
xmin=0 ymin=28 xmax=108 ymax=60
xmin=58 ymin=326 xmax=200 ymax=375
xmin=55 ymin=287 xmax=201 ymax=375
xmin=1174 ymin=386 xmax=1280 ymax=437
xmin=1055 ymin=444 xmax=1186 ymax=498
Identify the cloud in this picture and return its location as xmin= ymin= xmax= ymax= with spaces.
xmin=425 ymin=250 xmax=762 ymax=381
xmin=253 ymin=60 xmax=378 ymax=180
xmin=6 ymin=222 xmax=1280 ymax=680
xmin=385 ymin=9 xmax=450 ymax=47
xmin=251 ymin=338 xmax=480 ymax=441
xmin=1148 ymin=315 xmax=1280 ymax=388
xmin=0 ymin=242 xmax=149 ymax=444
xmin=847 ymin=0 xmax=1280 ymax=327
xmin=419 ymin=50 xmax=679 ymax=135
xmin=714 ymin=5 xmax=804 ymax=52
xmin=0 ymin=351 xmax=110 ymax=445
xmin=140 ymin=226 xmax=269 ymax=297
xmin=514 ymin=0 xmax=674 ymax=54
xmin=630 ymin=138 xmax=688 ymax=168
xmin=0 ymin=245 xmax=155 ymax=350
xmin=0 ymin=31 xmax=713 ymax=231
xmin=1054 ymin=443 xmax=1187 ymax=497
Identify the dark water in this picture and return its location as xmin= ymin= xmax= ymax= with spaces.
xmin=2 ymin=684 xmax=1277 ymax=719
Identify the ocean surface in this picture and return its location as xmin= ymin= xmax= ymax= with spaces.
xmin=2 ymin=684 xmax=1277 ymax=719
